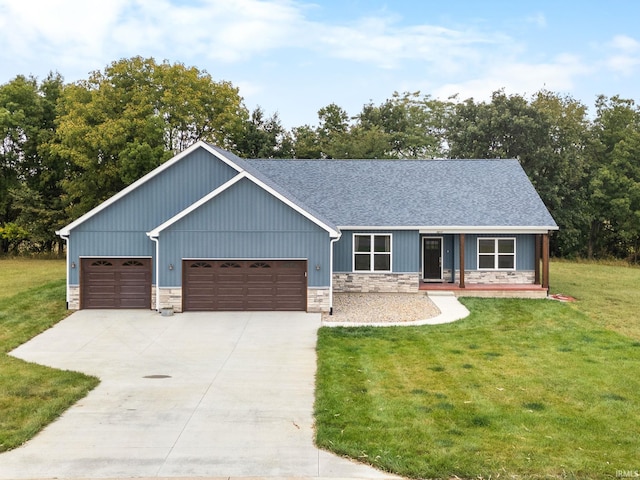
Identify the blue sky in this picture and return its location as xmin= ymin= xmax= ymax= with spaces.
xmin=1 ymin=0 xmax=639 ymax=128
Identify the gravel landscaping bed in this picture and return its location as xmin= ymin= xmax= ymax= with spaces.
xmin=322 ymin=292 xmax=440 ymax=324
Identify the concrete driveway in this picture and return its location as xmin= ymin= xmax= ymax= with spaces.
xmin=0 ymin=310 xmax=397 ymax=479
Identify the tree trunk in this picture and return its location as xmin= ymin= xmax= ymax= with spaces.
xmin=588 ymin=220 xmax=599 ymax=259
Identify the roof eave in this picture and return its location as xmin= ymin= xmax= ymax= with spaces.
xmin=338 ymin=225 xmax=559 ymax=234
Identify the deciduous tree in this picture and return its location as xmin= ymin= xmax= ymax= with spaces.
xmin=53 ymin=57 xmax=248 ymax=219
xmin=589 ymin=96 xmax=640 ymax=260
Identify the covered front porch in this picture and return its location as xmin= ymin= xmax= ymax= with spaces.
xmin=419 ymin=232 xmax=552 ymax=299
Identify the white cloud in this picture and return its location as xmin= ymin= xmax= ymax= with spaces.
xmin=312 ymin=15 xmax=511 ymax=72
xmin=2 ymin=0 xmax=635 ymax=127
xmin=610 ymin=34 xmax=640 ymax=52
xmin=0 ymin=0 xmax=307 ymax=78
xmin=102 ymin=0 xmax=305 ymax=63
xmin=433 ymin=54 xmax=591 ymax=102
xmin=0 ymin=0 xmax=530 ymax=84
xmin=605 ymin=35 xmax=640 ymax=75
xmin=526 ymin=12 xmax=547 ymax=29
xmin=1 ymin=0 xmax=125 ymax=53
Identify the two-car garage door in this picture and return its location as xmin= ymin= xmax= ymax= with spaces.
xmin=80 ymin=258 xmax=308 ymax=311
xmin=183 ymin=260 xmax=307 ymax=311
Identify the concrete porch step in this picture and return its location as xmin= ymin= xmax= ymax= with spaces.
xmin=426 ymin=290 xmax=456 ymax=297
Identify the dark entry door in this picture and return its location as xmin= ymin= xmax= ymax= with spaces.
xmin=423 ymin=238 xmax=442 ymax=281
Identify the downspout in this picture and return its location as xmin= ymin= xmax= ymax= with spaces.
xmin=329 ymin=233 xmax=342 ymax=315
xmin=58 ymin=233 xmax=70 ymax=307
xmin=148 ymin=234 xmax=161 ymax=311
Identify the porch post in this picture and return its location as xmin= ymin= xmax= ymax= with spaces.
xmin=459 ymin=233 xmax=465 ymax=288
xmin=534 ymin=234 xmax=541 ymax=285
xmin=542 ymin=233 xmax=550 ymax=289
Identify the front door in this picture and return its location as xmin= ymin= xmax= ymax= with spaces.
xmin=423 ymin=237 xmax=443 ymax=281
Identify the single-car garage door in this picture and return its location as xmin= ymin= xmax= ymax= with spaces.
xmin=183 ymin=260 xmax=307 ymax=311
xmin=81 ymin=258 xmax=152 ymax=309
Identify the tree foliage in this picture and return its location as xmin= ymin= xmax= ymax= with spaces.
xmin=446 ymin=90 xmax=593 ymax=257
xmin=235 ymin=107 xmax=292 ymax=158
xmin=53 ymin=56 xmax=247 ymax=219
xmin=0 ymin=73 xmax=65 ymax=253
xmin=588 ymin=96 xmax=640 ymax=261
xmin=1 ymin=56 xmax=640 ymax=261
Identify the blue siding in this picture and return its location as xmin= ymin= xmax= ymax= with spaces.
xmin=75 ymin=149 xmax=238 ymax=232
xmin=334 ymin=231 xmax=537 ymax=275
xmin=158 ymin=178 xmax=332 ymax=287
xmin=442 ymin=235 xmax=456 ymax=271
xmin=333 ymin=230 xmax=420 ymax=273
xmin=67 ymin=148 xmax=239 ymax=284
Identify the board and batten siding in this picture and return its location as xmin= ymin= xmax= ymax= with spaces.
xmin=73 ymin=149 xmax=238 ymax=232
xmin=157 ymin=178 xmax=332 ymax=287
xmin=65 ymin=149 xmax=240 ymax=285
xmin=333 ymin=230 xmax=420 ymax=273
xmin=334 ymin=231 xmax=537 ymax=274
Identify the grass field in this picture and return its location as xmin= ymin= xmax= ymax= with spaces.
xmin=551 ymin=260 xmax=640 ymax=339
xmin=0 ymin=258 xmax=98 ymax=452
xmin=0 ymin=258 xmax=66 ymax=301
xmin=316 ymin=261 xmax=640 ymax=479
xmin=1 ymin=258 xmax=639 ymax=478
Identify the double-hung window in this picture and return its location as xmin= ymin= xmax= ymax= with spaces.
xmin=353 ymin=234 xmax=392 ymax=272
xmin=478 ymin=237 xmax=516 ymax=270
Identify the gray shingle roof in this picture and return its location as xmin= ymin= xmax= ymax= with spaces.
xmin=244 ymin=158 xmax=558 ymax=229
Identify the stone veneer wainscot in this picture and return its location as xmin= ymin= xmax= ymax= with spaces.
xmin=333 ymin=273 xmax=420 ymax=293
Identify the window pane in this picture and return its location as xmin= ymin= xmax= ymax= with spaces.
xmin=498 ymin=239 xmax=515 ymax=253
xmin=478 ymin=239 xmax=495 ymax=254
xmin=374 ymin=235 xmax=391 ymax=252
xmin=374 ymin=254 xmax=391 ymax=271
xmin=354 ymin=254 xmax=370 ymax=271
xmin=479 ymin=255 xmax=495 ymax=269
xmin=355 ymin=235 xmax=371 ymax=253
xmin=498 ymin=255 xmax=515 ymax=269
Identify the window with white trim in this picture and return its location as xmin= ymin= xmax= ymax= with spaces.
xmin=353 ymin=234 xmax=392 ymax=272
xmin=477 ymin=238 xmax=516 ymax=270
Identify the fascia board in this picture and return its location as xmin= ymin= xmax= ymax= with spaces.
xmin=338 ymin=225 xmax=559 ymax=234
xmin=56 ymin=141 xmax=243 ymax=236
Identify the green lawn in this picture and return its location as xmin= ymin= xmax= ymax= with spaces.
xmin=0 ymin=258 xmax=66 ymax=300
xmin=316 ymin=261 xmax=640 ymax=479
xmin=1 ymin=257 xmax=639 ymax=477
xmin=0 ymin=259 xmax=98 ymax=452
xmin=551 ymin=260 xmax=640 ymax=340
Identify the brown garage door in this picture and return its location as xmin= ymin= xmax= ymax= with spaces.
xmin=81 ymin=258 xmax=152 ymax=309
xmin=183 ymin=260 xmax=307 ymax=311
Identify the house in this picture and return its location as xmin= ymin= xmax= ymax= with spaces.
xmin=56 ymin=141 xmax=558 ymax=313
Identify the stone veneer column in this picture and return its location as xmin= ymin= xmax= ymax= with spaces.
xmin=307 ymin=288 xmax=331 ymax=313
xmin=67 ymin=285 xmax=80 ymax=310
xmin=158 ymin=287 xmax=183 ymax=312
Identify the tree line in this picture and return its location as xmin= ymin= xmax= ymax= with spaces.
xmin=1 ymin=56 xmax=639 ymax=262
